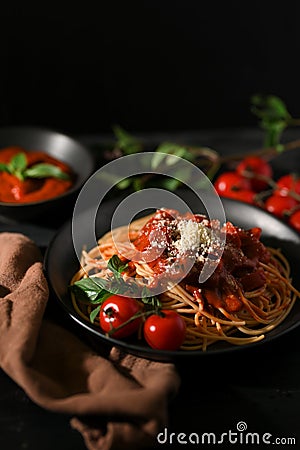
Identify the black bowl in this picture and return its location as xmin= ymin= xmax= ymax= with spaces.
xmin=0 ymin=126 xmax=95 ymax=221
xmin=44 ymin=193 xmax=300 ymax=361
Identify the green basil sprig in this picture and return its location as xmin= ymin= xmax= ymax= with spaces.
xmin=0 ymin=152 xmax=70 ymax=181
xmin=69 ymin=254 xmax=161 ymax=323
xmin=251 ymin=94 xmax=292 ymax=150
xmin=107 ymin=254 xmax=128 ymax=278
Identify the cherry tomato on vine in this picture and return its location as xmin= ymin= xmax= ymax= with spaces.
xmin=214 ymin=172 xmax=251 ymax=196
xmin=289 ymin=210 xmax=300 ymax=233
xmin=99 ymin=295 xmax=142 ymax=338
xmin=225 ymin=189 xmax=256 ymax=204
xmin=143 ymin=310 xmax=186 ymax=350
xmin=236 ymin=156 xmax=273 ymax=192
xmin=264 ymin=195 xmax=298 ymax=218
xmin=274 ymin=174 xmax=300 ymax=197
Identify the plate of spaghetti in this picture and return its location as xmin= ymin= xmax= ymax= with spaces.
xmin=45 ymin=193 xmax=300 ymax=360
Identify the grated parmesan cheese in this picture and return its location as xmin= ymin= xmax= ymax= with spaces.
xmin=173 ymin=219 xmax=211 ymax=255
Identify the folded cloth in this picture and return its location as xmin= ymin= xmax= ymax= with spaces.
xmin=0 ymin=233 xmax=180 ymax=450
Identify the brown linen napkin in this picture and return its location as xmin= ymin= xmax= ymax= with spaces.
xmin=0 ymin=232 xmax=180 ymax=450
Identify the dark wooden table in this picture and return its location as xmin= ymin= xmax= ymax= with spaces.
xmin=1 ymin=127 xmax=300 ymax=450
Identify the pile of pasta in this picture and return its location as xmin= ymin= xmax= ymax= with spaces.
xmin=71 ymin=212 xmax=300 ymax=351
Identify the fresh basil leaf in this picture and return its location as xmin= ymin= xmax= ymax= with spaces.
xmin=116 ymin=178 xmax=132 ymax=190
xmin=90 ymin=304 xmax=102 ymax=323
xmin=107 ymin=255 xmax=128 ymax=278
xmin=141 ymin=295 xmax=162 ymax=309
xmin=132 ymin=177 xmax=144 ymax=191
xmin=9 ymin=152 xmax=27 ymax=172
xmin=0 ymin=163 xmax=9 ymax=173
xmin=112 ymin=125 xmax=142 ymax=155
xmin=69 ymin=271 xmax=130 ymax=305
xmin=155 ymin=142 xmax=192 ymax=162
xmin=70 ymin=277 xmax=111 ymax=303
xmin=140 ymin=286 xmax=162 ymax=309
xmin=151 ymin=143 xmax=194 ymax=173
xmin=252 ymin=94 xmax=291 ymax=121
xmin=160 ymin=177 xmax=182 ymax=191
xmin=151 ymin=151 xmax=168 ymax=170
xmin=275 ymin=144 xmax=285 ymax=153
xmin=24 ymin=163 xmax=70 ymax=180
xmin=91 ymin=276 xmax=128 ymax=295
xmin=251 ymin=94 xmax=291 ymax=147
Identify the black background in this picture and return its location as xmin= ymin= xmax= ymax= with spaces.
xmin=1 ymin=1 xmax=300 ymax=135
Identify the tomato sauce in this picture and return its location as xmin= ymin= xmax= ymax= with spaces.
xmin=0 ymin=146 xmax=74 ymax=203
xmin=132 ymin=209 xmax=272 ymax=313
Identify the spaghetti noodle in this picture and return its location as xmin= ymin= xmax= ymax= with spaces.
xmin=70 ymin=209 xmax=300 ymax=351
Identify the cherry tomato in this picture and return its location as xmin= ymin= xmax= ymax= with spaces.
xmin=236 ymin=156 xmax=273 ymax=192
xmin=264 ymin=195 xmax=298 ymax=218
xmin=225 ymin=189 xmax=256 ymax=204
xmin=214 ymin=172 xmax=251 ymax=196
xmin=99 ymin=295 xmax=142 ymax=338
xmin=289 ymin=209 xmax=300 ymax=232
xmin=143 ymin=310 xmax=186 ymax=350
xmin=275 ymin=174 xmax=300 ymax=197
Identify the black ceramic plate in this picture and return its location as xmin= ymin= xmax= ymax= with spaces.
xmin=44 ymin=193 xmax=300 ymax=361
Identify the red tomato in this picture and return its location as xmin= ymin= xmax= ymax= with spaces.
xmin=225 ymin=189 xmax=256 ymax=204
xmin=214 ymin=172 xmax=251 ymax=196
xmin=275 ymin=174 xmax=300 ymax=197
xmin=143 ymin=310 xmax=186 ymax=350
xmin=99 ymin=295 xmax=142 ymax=338
xmin=236 ymin=156 xmax=273 ymax=192
xmin=289 ymin=210 xmax=300 ymax=232
xmin=265 ymin=195 xmax=298 ymax=218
